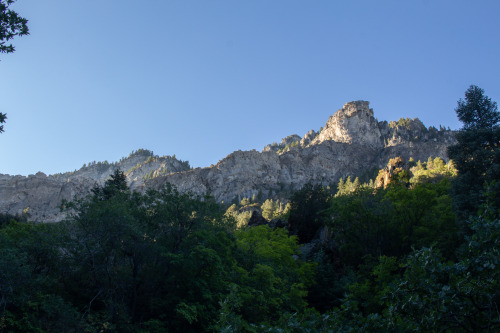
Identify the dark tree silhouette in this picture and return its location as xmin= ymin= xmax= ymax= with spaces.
xmin=1 ymin=0 xmax=29 ymax=133
xmin=448 ymin=85 xmax=500 ymax=218
xmin=0 ymin=0 xmax=29 ymax=55
xmin=0 ymin=112 xmax=5 ymax=133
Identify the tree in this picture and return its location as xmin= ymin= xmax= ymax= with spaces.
xmin=91 ymin=169 xmax=128 ymax=200
xmin=0 ymin=0 xmax=29 ymax=55
xmin=62 ymin=175 xmax=237 ymax=332
xmin=1 ymin=0 xmax=29 ymax=133
xmin=219 ymin=225 xmax=316 ymax=329
xmin=288 ymin=184 xmax=330 ymax=243
xmin=0 ymin=112 xmax=5 ymax=133
xmin=448 ymin=85 xmax=500 ymax=218
xmin=384 ymin=210 xmax=500 ymax=332
xmin=455 ymin=85 xmax=499 ymax=131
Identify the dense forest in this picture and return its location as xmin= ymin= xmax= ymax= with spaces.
xmin=1 ymin=86 xmax=499 ymax=332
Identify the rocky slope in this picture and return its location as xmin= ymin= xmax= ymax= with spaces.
xmin=0 ymin=101 xmax=456 ymax=222
xmin=0 ymin=150 xmax=190 ymax=222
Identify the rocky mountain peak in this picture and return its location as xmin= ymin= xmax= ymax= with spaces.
xmin=340 ymin=100 xmax=372 ymax=117
xmin=310 ymin=100 xmax=383 ymax=148
xmin=0 ymin=101 xmax=457 ymax=223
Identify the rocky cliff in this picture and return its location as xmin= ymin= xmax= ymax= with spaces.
xmin=149 ymin=101 xmax=455 ymax=203
xmin=0 ymin=101 xmax=456 ymax=222
xmin=0 ymin=150 xmax=190 ymax=222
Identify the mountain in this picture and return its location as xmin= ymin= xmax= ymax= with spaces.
xmin=0 ymin=101 xmax=456 ymax=222
xmin=0 ymin=150 xmax=191 ymax=222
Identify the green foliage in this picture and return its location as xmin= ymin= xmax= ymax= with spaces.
xmin=383 ymin=210 xmax=500 ymax=332
xmin=126 ymin=162 xmax=142 ymax=175
xmin=288 ymin=183 xmax=331 ymax=243
xmin=219 ymin=225 xmax=316 ymax=329
xmin=448 ymin=85 xmax=500 ymax=218
xmin=63 ymin=178 xmax=236 ymax=332
xmin=240 ymin=197 xmax=251 ymax=206
xmin=410 ymin=157 xmax=457 ymax=185
xmin=0 ymin=171 xmax=319 ymax=331
xmin=0 ymin=212 xmax=26 ymax=228
xmin=0 ymin=221 xmax=81 ymax=331
xmin=329 ymin=180 xmax=459 ymax=269
xmin=336 ymin=176 xmax=362 ymax=196
xmin=90 ymin=169 xmax=128 ymax=200
xmin=225 ymin=203 xmax=253 ymax=228
xmin=389 ymin=117 xmax=412 ymax=129
xmin=455 ymin=85 xmax=499 ymax=131
xmin=277 ymin=140 xmax=300 ymax=154
xmin=329 ymin=188 xmax=394 ymax=266
xmin=0 ymin=0 xmax=29 ymax=55
xmin=0 ymin=0 xmax=29 ymax=133
xmin=127 ymin=148 xmax=154 ymax=159
xmin=6 ymin=86 xmax=500 ymax=331
xmin=261 ymin=198 xmax=287 ymax=220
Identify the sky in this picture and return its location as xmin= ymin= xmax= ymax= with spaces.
xmin=1 ymin=0 xmax=499 ymax=176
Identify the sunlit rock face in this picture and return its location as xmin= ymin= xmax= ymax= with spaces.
xmin=146 ymin=101 xmax=456 ymax=203
xmin=147 ymin=141 xmax=381 ymax=204
xmin=0 ymin=101 xmax=456 ymax=222
xmin=311 ymin=101 xmax=384 ymax=148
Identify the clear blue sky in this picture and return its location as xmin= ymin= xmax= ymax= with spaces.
xmin=1 ymin=0 xmax=499 ymax=176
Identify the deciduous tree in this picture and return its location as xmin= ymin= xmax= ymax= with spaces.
xmin=0 ymin=0 xmax=29 ymax=55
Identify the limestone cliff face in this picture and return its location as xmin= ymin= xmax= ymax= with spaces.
xmin=0 ymin=101 xmax=456 ymax=222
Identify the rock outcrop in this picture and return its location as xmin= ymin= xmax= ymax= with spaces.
xmin=310 ymin=101 xmax=383 ymax=148
xmin=0 ymin=101 xmax=456 ymax=222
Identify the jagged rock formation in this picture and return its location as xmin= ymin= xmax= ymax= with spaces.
xmin=374 ymin=157 xmax=408 ymax=189
xmin=311 ymin=101 xmax=383 ymax=148
xmin=264 ymin=101 xmax=455 ymax=152
xmin=0 ymin=101 xmax=456 ymax=222
xmin=146 ymin=101 xmax=455 ymax=202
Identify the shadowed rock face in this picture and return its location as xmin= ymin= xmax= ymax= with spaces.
xmin=0 ymin=101 xmax=456 ymax=222
xmin=0 ymin=150 xmax=190 ymax=222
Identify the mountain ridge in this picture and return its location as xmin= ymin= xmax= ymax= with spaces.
xmin=0 ymin=101 xmax=456 ymax=222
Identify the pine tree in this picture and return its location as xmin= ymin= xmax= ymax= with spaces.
xmin=448 ymin=85 xmax=500 ymax=218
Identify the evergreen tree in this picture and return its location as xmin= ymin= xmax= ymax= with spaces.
xmin=455 ymin=85 xmax=500 ymax=130
xmin=91 ymin=169 xmax=128 ymax=200
xmin=448 ymin=85 xmax=500 ymax=218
